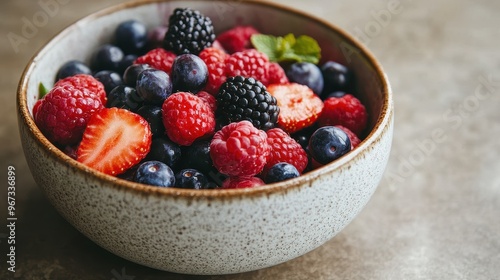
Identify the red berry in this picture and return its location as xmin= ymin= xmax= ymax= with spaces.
xmin=264 ymin=128 xmax=308 ymax=175
xmin=32 ymin=99 xmax=43 ymax=120
xmin=34 ymin=85 xmax=104 ymax=146
xmin=199 ymin=47 xmax=228 ymax=95
xmin=210 ymin=120 xmax=269 ymax=177
xmin=216 ymin=25 xmax=259 ymax=54
xmin=318 ymin=94 xmax=368 ymax=136
xmin=268 ymin=83 xmax=324 ymax=134
xmin=55 ymin=74 xmax=107 ymax=104
xmin=135 ymin=48 xmax=176 ymax=74
xmin=226 ymin=49 xmax=269 ymax=85
xmin=335 ymin=125 xmax=361 ymax=149
xmin=222 ymin=176 xmax=265 ymax=189
xmin=267 ymin=62 xmax=289 ymax=85
xmin=197 ymin=91 xmax=217 ymax=112
xmin=76 ymin=107 xmax=152 ymax=176
xmin=162 ymin=92 xmax=216 ymax=146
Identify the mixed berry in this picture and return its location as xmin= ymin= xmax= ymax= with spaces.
xmin=34 ymin=7 xmax=368 ymax=189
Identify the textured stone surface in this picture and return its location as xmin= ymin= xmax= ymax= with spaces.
xmin=1 ymin=0 xmax=499 ymax=279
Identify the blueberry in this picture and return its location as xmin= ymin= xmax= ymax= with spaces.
xmin=265 ymin=163 xmax=300 ymax=183
xmin=123 ymin=63 xmax=152 ymax=87
xmin=107 ymin=85 xmax=143 ymax=111
xmin=94 ymin=70 xmax=123 ymax=94
xmin=91 ymin=44 xmax=124 ymax=72
xmin=117 ymin=54 xmax=138 ymax=75
xmin=171 ymin=54 xmax=208 ymax=93
xmin=147 ymin=25 xmax=168 ymax=50
xmin=136 ymin=69 xmax=173 ymax=105
xmin=321 ymin=61 xmax=353 ymax=97
xmin=145 ymin=138 xmax=181 ymax=169
xmin=133 ymin=161 xmax=175 ymax=187
xmin=308 ymin=126 xmax=351 ymax=164
xmin=180 ymin=140 xmax=212 ymax=174
xmin=175 ymin=169 xmax=208 ymax=189
xmin=322 ymin=91 xmax=347 ymax=100
xmin=114 ymin=20 xmax=148 ymax=55
xmin=136 ymin=105 xmax=165 ymax=137
xmin=55 ymin=60 xmax=92 ymax=81
xmin=285 ymin=62 xmax=324 ymax=95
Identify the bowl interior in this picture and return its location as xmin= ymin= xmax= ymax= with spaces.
xmin=20 ymin=0 xmax=390 ymax=193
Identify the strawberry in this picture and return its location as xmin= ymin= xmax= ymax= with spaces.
xmin=267 ymin=83 xmax=324 ymax=134
xmin=77 ymin=107 xmax=152 ymax=176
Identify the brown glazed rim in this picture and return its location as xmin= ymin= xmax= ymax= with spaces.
xmin=17 ymin=0 xmax=393 ymax=200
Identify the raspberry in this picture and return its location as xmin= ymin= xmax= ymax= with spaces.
xmin=210 ymin=120 xmax=269 ymax=177
xmin=162 ymin=92 xmax=215 ymax=146
xmin=226 ymin=49 xmax=269 ymax=85
xmin=216 ymin=25 xmax=259 ymax=54
xmin=163 ymin=8 xmax=216 ymax=55
xmin=34 ymin=85 xmax=104 ymax=146
xmin=267 ymin=62 xmax=289 ymax=85
xmin=335 ymin=125 xmax=361 ymax=149
xmin=198 ymin=47 xmax=228 ymax=95
xmin=196 ymin=91 xmax=217 ymax=112
xmin=318 ymin=94 xmax=368 ymax=136
xmin=55 ymin=74 xmax=107 ymax=104
xmin=134 ymin=48 xmax=176 ymax=74
xmin=264 ymin=128 xmax=308 ymax=175
xmin=222 ymin=176 xmax=265 ymax=189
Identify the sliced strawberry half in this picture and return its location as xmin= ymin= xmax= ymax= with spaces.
xmin=268 ymin=83 xmax=324 ymax=134
xmin=77 ymin=107 xmax=152 ymax=176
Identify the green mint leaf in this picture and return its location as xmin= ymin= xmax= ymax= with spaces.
xmin=251 ymin=33 xmax=321 ymax=64
xmin=250 ymin=34 xmax=279 ymax=61
xmin=38 ymin=82 xmax=49 ymax=99
xmin=292 ymin=35 xmax=321 ymax=64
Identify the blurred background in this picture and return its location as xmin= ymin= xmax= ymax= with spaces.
xmin=1 ymin=0 xmax=499 ymax=279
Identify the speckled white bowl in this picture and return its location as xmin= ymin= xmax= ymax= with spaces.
xmin=17 ymin=0 xmax=393 ymax=275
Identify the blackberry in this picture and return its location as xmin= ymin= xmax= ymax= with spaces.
xmin=163 ymin=8 xmax=216 ymax=55
xmin=216 ymin=76 xmax=279 ymax=130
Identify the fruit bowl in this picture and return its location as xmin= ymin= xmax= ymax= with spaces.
xmin=17 ymin=0 xmax=393 ymax=275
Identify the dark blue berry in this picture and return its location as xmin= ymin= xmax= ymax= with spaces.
xmin=107 ymin=85 xmax=143 ymax=111
xmin=118 ymin=54 xmax=138 ymax=75
xmin=175 ymin=169 xmax=208 ymax=189
xmin=171 ymin=54 xmax=208 ymax=93
xmin=94 ymin=70 xmax=123 ymax=94
xmin=145 ymin=138 xmax=181 ymax=169
xmin=115 ymin=20 xmax=148 ymax=55
xmin=322 ymin=91 xmax=347 ymax=100
xmin=147 ymin=25 xmax=168 ymax=50
xmin=123 ymin=63 xmax=152 ymax=87
xmin=136 ymin=69 xmax=173 ymax=105
xmin=321 ymin=61 xmax=353 ymax=97
xmin=137 ymin=105 xmax=165 ymax=137
xmin=55 ymin=60 xmax=92 ymax=81
xmin=308 ymin=126 xmax=351 ymax=164
xmin=133 ymin=161 xmax=175 ymax=187
xmin=91 ymin=44 xmax=124 ymax=72
xmin=286 ymin=62 xmax=324 ymax=95
xmin=181 ymin=140 xmax=212 ymax=174
xmin=266 ymin=163 xmax=300 ymax=183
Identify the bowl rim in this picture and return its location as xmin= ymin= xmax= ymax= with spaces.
xmin=17 ymin=0 xmax=393 ymax=199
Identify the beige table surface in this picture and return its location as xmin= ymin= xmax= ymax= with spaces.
xmin=1 ymin=0 xmax=499 ymax=279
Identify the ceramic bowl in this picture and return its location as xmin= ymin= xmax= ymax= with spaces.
xmin=17 ymin=0 xmax=393 ymax=275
